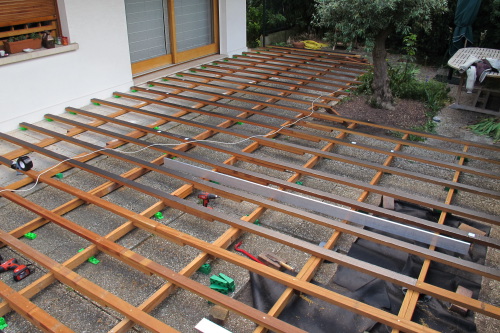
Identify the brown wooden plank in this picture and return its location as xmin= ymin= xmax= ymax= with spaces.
xmin=11 ymin=124 xmax=499 ymax=280
xmin=0 ymin=190 xmax=306 ymax=333
xmin=0 ymin=230 xmax=179 ymax=332
xmin=34 ymin=113 xmax=500 ymax=226
xmin=0 ymin=280 xmax=75 ymax=332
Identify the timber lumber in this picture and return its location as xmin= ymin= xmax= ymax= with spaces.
xmin=0 ymin=280 xmax=75 ymax=332
xmin=32 ymin=113 xmax=500 ymax=226
xmin=1 ymin=135 xmax=499 ymax=317
xmin=0 ymin=47 xmax=498 ymax=333
xmin=119 ymin=87 xmax=500 ymax=184
xmin=0 ymin=230 xmax=179 ymax=333
xmin=4 ymin=127 xmax=499 ymax=279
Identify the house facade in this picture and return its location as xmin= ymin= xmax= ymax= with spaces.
xmin=0 ymin=0 xmax=247 ymax=132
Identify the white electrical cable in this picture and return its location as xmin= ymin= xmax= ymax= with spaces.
xmin=0 ymin=93 xmax=327 ymax=194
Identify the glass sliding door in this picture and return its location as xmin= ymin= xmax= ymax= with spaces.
xmin=174 ymin=0 xmax=213 ymax=52
xmin=125 ymin=0 xmax=170 ymax=63
xmin=125 ymin=0 xmax=219 ymax=74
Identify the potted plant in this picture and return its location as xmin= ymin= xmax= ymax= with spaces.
xmin=4 ymin=33 xmax=42 ymax=54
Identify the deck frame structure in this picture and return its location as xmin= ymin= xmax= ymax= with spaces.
xmin=0 ymin=47 xmax=498 ymax=333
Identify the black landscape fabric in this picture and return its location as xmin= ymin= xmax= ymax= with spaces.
xmin=250 ymin=200 xmax=489 ymax=333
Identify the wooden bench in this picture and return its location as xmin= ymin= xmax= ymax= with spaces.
xmin=448 ymin=47 xmax=500 ymax=116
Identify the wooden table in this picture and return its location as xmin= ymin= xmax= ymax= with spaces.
xmin=448 ymin=47 xmax=500 ymax=116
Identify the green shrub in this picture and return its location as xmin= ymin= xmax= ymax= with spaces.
xmin=356 ymin=61 xmax=450 ymax=140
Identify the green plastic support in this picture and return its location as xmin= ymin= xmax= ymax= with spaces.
xmin=113 ymin=95 xmax=121 ymax=98
xmin=154 ymin=212 xmax=164 ymax=219
xmin=148 ymin=84 xmax=155 ymax=87
xmin=210 ymin=275 xmax=228 ymax=288
xmin=189 ymin=69 xmax=197 ymax=73
xmin=232 ymin=55 xmax=238 ymax=58
xmin=295 ymin=181 xmax=303 ymax=185
xmin=444 ymin=187 xmax=458 ymax=194
xmin=170 ymin=156 xmax=177 ymax=160
xmin=131 ymin=89 xmax=138 ymax=92
xmin=68 ymin=111 xmax=77 ymax=115
xmin=78 ymin=249 xmax=100 ymax=264
xmin=253 ymin=219 xmax=261 ymax=226
xmin=153 ymin=126 xmax=160 ymax=130
xmin=176 ymin=74 xmax=184 ymax=77
xmin=93 ymin=102 xmax=100 ymax=106
xmin=201 ymin=66 xmax=207 ymax=69
xmin=162 ymin=78 xmax=169 ymax=81
xmin=209 ymin=180 xmax=220 ymax=185
xmin=212 ymin=62 xmax=219 ymax=65
xmin=0 ymin=317 xmax=7 ymax=330
xmin=345 ymin=89 xmax=351 ymax=92
xmin=223 ymin=59 xmax=228 ymax=62
xmin=19 ymin=126 xmax=28 ymax=131
xmin=198 ymin=263 xmax=211 ymax=275
xmin=456 ymin=156 xmax=470 ymax=163
xmin=45 ymin=118 xmax=53 ymax=122
xmin=218 ymin=273 xmax=235 ymax=292
xmin=236 ymin=122 xmax=243 ymax=125
xmin=210 ymin=284 xmax=229 ymax=294
xmin=55 ymin=173 xmax=64 ymax=179
xmin=88 ymin=256 xmax=100 ymax=264
xmin=24 ymin=232 xmax=37 ymax=240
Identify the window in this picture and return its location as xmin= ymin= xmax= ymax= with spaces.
xmin=0 ymin=0 xmax=60 ymax=49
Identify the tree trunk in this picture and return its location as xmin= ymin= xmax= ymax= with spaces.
xmin=371 ymin=29 xmax=394 ymax=110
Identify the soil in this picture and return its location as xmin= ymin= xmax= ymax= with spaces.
xmin=331 ymin=51 xmax=439 ymax=130
xmin=333 ymin=96 xmax=429 ymax=129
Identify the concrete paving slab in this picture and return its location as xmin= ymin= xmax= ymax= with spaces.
xmin=74 ymin=253 xmax=165 ymax=308
xmin=0 ymin=202 xmax=39 ymax=231
xmin=167 ymin=213 xmax=230 ymax=244
xmin=62 ymin=204 xmax=128 ymax=237
xmin=133 ymin=235 xmax=201 ymax=273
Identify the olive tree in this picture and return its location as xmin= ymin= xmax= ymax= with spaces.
xmin=314 ymin=0 xmax=447 ymax=110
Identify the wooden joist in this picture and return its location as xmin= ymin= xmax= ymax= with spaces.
xmin=0 ymin=47 xmax=498 ymax=333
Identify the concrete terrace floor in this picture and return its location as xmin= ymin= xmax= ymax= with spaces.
xmin=0 ymin=50 xmax=498 ymax=333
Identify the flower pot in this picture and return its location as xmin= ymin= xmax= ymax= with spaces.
xmin=292 ymin=42 xmax=305 ymax=49
xmin=4 ymin=38 xmax=42 ymax=54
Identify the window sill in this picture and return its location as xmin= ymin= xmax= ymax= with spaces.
xmin=0 ymin=43 xmax=79 ymax=66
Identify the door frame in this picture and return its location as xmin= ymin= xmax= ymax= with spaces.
xmin=131 ymin=0 xmax=219 ymax=75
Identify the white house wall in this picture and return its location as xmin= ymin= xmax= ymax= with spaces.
xmin=219 ymin=0 xmax=247 ymax=56
xmin=0 ymin=0 xmax=247 ymax=133
xmin=0 ymin=0 xmax=134 ymax=132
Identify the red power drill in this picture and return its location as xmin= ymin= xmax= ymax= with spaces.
xmin=0 ymin=257 xmax=32 ymax=282
xmin=197 ymin=192 xmax=219 ymax=207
